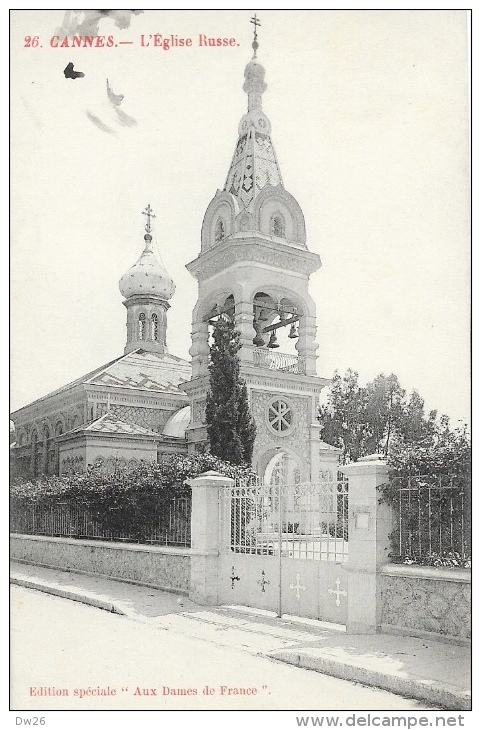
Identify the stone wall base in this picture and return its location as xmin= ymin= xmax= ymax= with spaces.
xmin=10 ymin=534 xmax=191 ymax=594
xmin=381 ymin=565 xmax=471 ymax=645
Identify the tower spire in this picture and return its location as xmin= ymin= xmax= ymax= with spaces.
xmin=223 ymin=17 xmax=282 ymax=209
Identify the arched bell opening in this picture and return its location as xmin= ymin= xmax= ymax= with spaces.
xmin=252 ymin=292 xmax=301 ymax=357
xmin=205 ymin=293 xmax=237 ymax=349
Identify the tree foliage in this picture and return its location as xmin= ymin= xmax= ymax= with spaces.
xmin=205 ymin=316 xmax=257 ymax=466
xmin=319 ymin=370 xmax=471 ymax=567
xmin=318 ymin=368 xmax=471 ymax=475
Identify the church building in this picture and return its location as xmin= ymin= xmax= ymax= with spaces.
xmin=11 ymin=28 xmax=340 ymax=484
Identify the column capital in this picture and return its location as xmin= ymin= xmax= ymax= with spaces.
xmin=186 ymin=470 xmax=235 ymax=489
xmin=339 ymin=455 xmax=388 ymax=478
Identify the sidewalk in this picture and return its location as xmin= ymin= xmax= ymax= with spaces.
xmin=10 ymin=560 xmax=471 ymax=711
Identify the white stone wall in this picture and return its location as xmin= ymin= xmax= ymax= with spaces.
xmin=11 ymin=535 xmax=190 ymax=593
xmin=381 ymin=565 xmax=471 ymax=644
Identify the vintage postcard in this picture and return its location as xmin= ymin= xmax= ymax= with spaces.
xmin=10 ymin=9 xmax=471 ymax=725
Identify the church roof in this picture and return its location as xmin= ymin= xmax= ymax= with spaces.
xmin=86 ymin=349 xmax=191 ymax=393
xmin=63 ymin=412 xmax=159 ymax=438
xmin=11 ymin=349 xmax=191 ymax=415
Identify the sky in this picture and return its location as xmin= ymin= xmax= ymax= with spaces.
xmin=10 ymin=9 xmax=470 ymax=427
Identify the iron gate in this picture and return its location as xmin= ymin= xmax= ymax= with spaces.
xmin=219 ymin=476 xmax=349 ymax=624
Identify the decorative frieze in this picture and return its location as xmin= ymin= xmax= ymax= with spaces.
xmin=188 ymin=240 xmax=319 ymax=281
xmin=192 ymin=399 xmax=207 ymax=425
xmin=381 ymin=572 xmax=471 ymax=641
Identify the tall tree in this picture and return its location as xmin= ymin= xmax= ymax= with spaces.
xmin=205 ymin=316 xmax=256 ymax=466
xmin=363 ymin=373 xmax=405 ymax=456
xmin=396 ymin=390 xmax=437 ymax=446
xmin=318 ymin=369 xmax=368 ymax=463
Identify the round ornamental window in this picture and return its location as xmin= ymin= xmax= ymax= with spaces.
xmin=267 ymin=398 xmax=293 ymax=435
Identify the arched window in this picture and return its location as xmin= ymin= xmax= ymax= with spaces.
xmin=151 ymin=313 xmax=159 ymax=341
xmin=31 ymin=431 xmax=39 ymax=478
xmin=54 ymin=421 xmax=63 ymax=476
xmin=42 ymin=426 xmax=50 ymax=474
xmin=138 ymin=312 xmax=147 ymax=340
xmin=215 ymin=218 xmax=225 ymax=243
xmin=270 ymin=213 xmax=285 ymax=238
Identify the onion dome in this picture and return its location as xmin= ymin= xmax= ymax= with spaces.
xmin=119 ymin=208 xmax=175 ymax=300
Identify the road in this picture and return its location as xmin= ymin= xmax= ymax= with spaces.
xmin=11 ymin=586 xmax=436 ymax=712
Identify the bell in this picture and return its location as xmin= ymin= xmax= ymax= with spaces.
xmin=258 ymin=308 xmax=268 ymax=322
xmin=253 ymin=333 xmax=265 ymax=347
xmin=267 ymin=331 xmax=279 ymax=349
xmin=288 ymin=322 xmax=298 ymax=339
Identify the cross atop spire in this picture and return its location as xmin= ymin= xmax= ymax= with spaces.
xmin=250 ymin=13 xmax=260 ymax=58
xmin=142 ymin=204 xmax=156 ymax=234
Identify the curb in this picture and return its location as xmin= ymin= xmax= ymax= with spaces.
xmin=268 ymin=649 xmax=471 ymax=712
xmin=12 ymin=577 xmax=471 ymax=712
xmin=11 ymin=577 xmax=127 ymax=616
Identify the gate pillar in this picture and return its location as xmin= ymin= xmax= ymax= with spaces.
xmin=339 ymin=455 xmax=391 ymax=634
xmin=186 ymin=470 xmax=234 ymax=606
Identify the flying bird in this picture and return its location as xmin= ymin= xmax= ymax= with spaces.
xmin=107 ymin=79 xmax=124 ymax=107
xmin=86 ymin=77 xmax=137 ymax=135
xmin=64 ymin=62 xmax=85 ymax=80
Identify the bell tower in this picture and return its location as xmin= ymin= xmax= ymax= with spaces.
xmin=184 ymin=18 xmax=329 ymax=481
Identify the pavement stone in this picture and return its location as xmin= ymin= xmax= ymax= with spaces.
xmin=10 ymin=560 xmax=471 ymax=711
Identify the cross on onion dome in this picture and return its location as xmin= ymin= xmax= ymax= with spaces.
xmin=142 ymin=204 xmax=156 ymax=234
xmin=250 ymin=13 xmax=261 ymax=58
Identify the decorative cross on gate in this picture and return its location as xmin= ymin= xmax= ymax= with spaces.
xmin=289 ymin=573 xmax=306 ymax=600
xmin=230 ymin=566 xmax=240 ymax=590
xmin=257 ymin=570 xmax=270 ymax=593
xmin=328 ymin=578 xmax=347 ymax=607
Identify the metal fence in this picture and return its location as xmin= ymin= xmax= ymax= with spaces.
xmin=225 ymin=477 xmax=349 ymax=562
xmin=10 ymin=496 xmax=191 ymax=548
xmin=390 ymin=475 xmax=470 ymax=563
